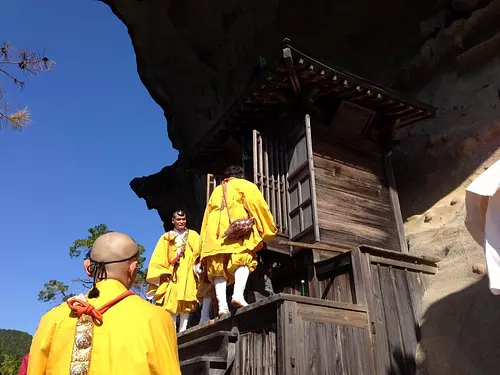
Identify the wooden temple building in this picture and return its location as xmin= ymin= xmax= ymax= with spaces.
xmin=148 ymin=40 xmax=441 ymax=374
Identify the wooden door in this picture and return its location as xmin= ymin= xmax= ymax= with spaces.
xmin=286 ymin=114 xmax=320 ymax=242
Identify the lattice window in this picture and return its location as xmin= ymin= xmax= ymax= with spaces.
xmin=253 ymin=130 xmax=289 ymax=236
xmin=205 ymin=173 xmax=218 ymax=206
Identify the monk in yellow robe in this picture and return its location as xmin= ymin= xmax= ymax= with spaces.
xmin=28 ymin=232 xmax=180 ymax=375
xmin=147 ymin=210 xmax=200 ymax=332
xmin=199 ymin=165 xmax=277 ymax=316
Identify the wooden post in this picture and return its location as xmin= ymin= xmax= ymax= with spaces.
xmin=384 ymin=153 xmax=408 ymax=253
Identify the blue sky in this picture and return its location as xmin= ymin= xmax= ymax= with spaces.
xmin=0 ymin=0 xmax=177 ymax=335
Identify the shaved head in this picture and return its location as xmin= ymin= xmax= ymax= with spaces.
xmin=85 ymin=232 xmax=139 ymax=293
xmin=91 ymin=232 xmax=138 ymax=262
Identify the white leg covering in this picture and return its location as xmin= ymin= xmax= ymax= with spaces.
xmin=232 ymin=266 xmax=250 ymax=308
xmin=171 ymin=313 xmax=178 ymax=331
xmin=214 ymin=278 xmax=229 ymax=316
xmin=199 ymin=296 xmax=212 ymax=323
xmin=178 ymin=313 xmax=189 ymax=332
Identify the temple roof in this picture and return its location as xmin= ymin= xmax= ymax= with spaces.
xmin=186 ymin=39 xmax=436 ymax=168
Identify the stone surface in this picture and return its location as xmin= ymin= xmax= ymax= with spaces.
xmin=398 ymin=59 xmax=500 ymax=375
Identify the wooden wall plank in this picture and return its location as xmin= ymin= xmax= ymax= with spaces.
xmin=378 ymin=265 xmax=406 ymax=374
xmin=370 ymin=263 xmax=391 ymax=375
xmin=313 ymin=139 xmax=385 ymax=177
xmin=314 ymin=157 xmax=390 ymax=202
xmin=297 ymin=303 xmax=368 ymax=329
xmin=390 ymin=268 xmax=418 ymax=374
xmin=319 ymin=227 xmax=399 ymax=253
xmin=312 ymin=137 xmax=403 ymax=253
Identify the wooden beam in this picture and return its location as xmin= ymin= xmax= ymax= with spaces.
xmin=279 ymin=239 xmax=350 ymax=255
xmin=369 ymin=255 xmax=438 ymax=274
xmin=278 ymin=239 xmax=441 ymax=265
xmin=384 ymin=153 xmax=408 ymax=253
xmin=360 ymin=245 xmax=441 ymax=265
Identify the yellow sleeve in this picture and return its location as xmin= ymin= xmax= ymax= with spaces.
xmin=147 ymin=309 xmax=181 ymax=375
xmin=146 ymin=235 xmax=173 ymax=285
xmin=28 ymin=312 xmax=57 ymax=375
xmin=198 ymin=201 xmax=212 ymax=258
xmin=246 ymin=183 xmax=278 ymax=242
xmin=189 ymin=231 xmax=201 ymax=259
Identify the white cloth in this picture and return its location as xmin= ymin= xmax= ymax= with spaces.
xmin=170 ymin=229 xmax=187 ymax=256
xmin=465 ymin=160 xmax=500 ymax=294
xmin=214 ymin=278 xmax=229 ymax=314
xmin=178 ymin=313 xmax=189 ymax=332
xmin=199 ymin=296 xmax=212 ymax=323
xmin=171 ymin=312 xmax=190 ymax=332
xmin=232 ymin=266 xmax=250 ymax=306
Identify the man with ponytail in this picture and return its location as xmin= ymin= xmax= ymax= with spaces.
xmin=28 ymin=232 xmax=180 ymax=375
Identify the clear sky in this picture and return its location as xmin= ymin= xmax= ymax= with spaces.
xmin=0 ymin=0 xmax=177 ymax=335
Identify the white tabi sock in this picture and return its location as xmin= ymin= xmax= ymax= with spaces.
xmin=232 ymin=266 xmax=250 ymax=307
xmin=178 ymin=313 xmax=189 ymax=332
xmin=199 ymin=296 xmax=212 ymax=323
xmin=214 ymin=278 xmax=229 ymax=315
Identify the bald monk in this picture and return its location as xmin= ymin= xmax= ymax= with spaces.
xmin=28 ymin=232 xmax=180 ymax=375
xmin=147 ymin=210 xmax=200 ymax=332
xmin=199 ymin=165 xmax=277 ymax=316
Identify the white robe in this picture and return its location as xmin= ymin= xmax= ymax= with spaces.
xmin=465 ymin=160 xmax=500 ymax=295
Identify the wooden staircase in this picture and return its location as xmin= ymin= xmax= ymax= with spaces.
xmin=178 ymin=326 xmax=238 ymax=375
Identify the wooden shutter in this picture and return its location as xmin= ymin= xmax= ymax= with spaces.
xmin=253 ymin=129 xmax=289 ymax=236
xmin=286 ymin=114 xmax=320 ymax=242
xmin=206 ymin=173 xmax=217 ymax=205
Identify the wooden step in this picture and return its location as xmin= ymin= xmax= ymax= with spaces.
xmin=180 ymin=356 xmax=227 ymax=375
xmin=178 ymin=331 xmax=238 ymax=362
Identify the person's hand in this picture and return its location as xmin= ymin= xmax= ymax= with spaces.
xmin=160 ymin=274 xmax=171 ymax=284
xmin=193 ymin=263 xmax=203 ymax=279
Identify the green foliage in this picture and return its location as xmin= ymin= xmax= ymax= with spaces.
xmin=69 ymin=224 xmax=109 ymax=258
xmin=0 ymin=329 xmax=32 ymax=375
xmin=39 ymin=224 xmax=148 ymax=304
xmin=37 ymin=280 xmax=75 ymax=303
xmin=0 ymin=353 xmax=21 ymax=375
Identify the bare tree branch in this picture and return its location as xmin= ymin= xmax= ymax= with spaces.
xmin=0 ymin=41 xmax=54 ymax=130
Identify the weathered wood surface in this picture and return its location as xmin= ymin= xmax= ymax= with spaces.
xmin=234 ymin=331 xmax=277 ymax=375
xmin=281 ymin=299 xmax=373 ymax=375
xmin=179 ymin=294 xmax=373 ymax=375
xmin=357 ymin=257 xmax=425 ymax=375
xmin=311 ymin=137 xmax=401 ymax=251
xmin=277 ymin=241 xmax=441 ymax=266
xmin=384 ymin=153 xmax=408 ymax=252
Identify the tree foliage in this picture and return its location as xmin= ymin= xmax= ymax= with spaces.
xmin=0 ymin=41 xmax=54 ymax=130
xmin=0 ymin=329 xmax=32 ymax=375
xmin=38 ymin=224 xmax=148 ymax=304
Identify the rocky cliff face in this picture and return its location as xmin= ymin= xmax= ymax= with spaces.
xmin=103 ymin=0 xmax=500 ymax=373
